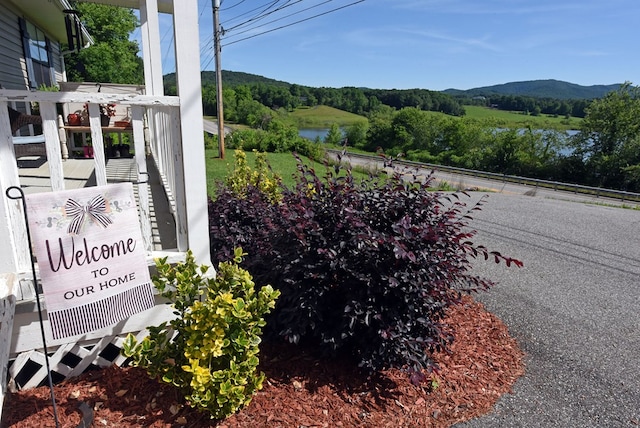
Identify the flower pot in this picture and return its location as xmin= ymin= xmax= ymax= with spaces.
xmin=100 ymin=114 xmax=111 ymax=127
xmin=67 ymin=113 xmax=81 ymax=126
xmin=83 ymin=146 xmax=94 ymax=158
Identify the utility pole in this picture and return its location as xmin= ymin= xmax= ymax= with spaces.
xmin=213 ymin=0 xmax=225 ymax=159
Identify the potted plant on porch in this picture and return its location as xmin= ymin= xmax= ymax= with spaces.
xmin=81 ymin=103 xmax=117 ymax=126
xmin=83 ymin=142 xmax=94 ymax=158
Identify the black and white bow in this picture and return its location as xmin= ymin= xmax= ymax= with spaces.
xmin=65 ymin=195 xmax=112 ymax=234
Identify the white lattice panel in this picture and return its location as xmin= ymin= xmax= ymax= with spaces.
xmin=7 ymin=329 xmax=152 ymax=392
xmin=7 ymin=291 xmax=175 ymax=393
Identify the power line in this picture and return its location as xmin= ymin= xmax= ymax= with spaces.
xmin=202 ymin=0 xmax=327 ymax=67
xmin=223 ymin=0 xmax=287 ymax=28
xmin=220 ymin=0 xmax=247 ymax=11
xmin=202 ymin=0 xmax=366 ymax=69
xmin=199 ymin=0 xmax=209 ymax=17
xmin=226 ymin=0 xmax=331 ymax=38
xmin=224 ymin=0 xmax=300 ymax=33
xmin=160 ymin=24 xmax=175 ymax=73
xmin=222 ymin=0 xmax=365 ymax=47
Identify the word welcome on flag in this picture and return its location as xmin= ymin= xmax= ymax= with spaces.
xmin=25 ymin=183 xmax=154 ymax=340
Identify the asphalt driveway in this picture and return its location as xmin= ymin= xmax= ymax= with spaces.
xmin=453 ymin=192 xmax=640 ymax=427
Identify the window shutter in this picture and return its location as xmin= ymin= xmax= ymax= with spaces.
xmin=19 ymin=18 xmax=37 ymax=89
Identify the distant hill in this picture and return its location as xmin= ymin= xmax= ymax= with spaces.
xmin=443 ymin=79 xmax=621 ymax=100
xmin=165 ymin=72 xmax=620 ymax=101
xmin=164 ymin=70 xmax=291 ymax=89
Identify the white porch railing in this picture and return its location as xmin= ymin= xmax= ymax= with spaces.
xmin=0 ymin=89 xmax=201 ymax=415
xmin=1 ymin=89 xmax=189 ymax=275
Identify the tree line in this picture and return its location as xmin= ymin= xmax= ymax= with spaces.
xmin=174 ymin=79 xmax=591 ymax=121
xmin=457 ymin=94 xmax=591 ymax=118
xmin=165 ymin=81 xmax=466 ymax=118
xmin=350 ymin=84 xmax=640 ymax=192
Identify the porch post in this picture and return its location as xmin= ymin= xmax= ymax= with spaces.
xmin=0 ymin=102 xmax=29 ymax=274
xmin=171 ymin=0 xmax=211 ymax=266
xmin=139 ymin=0 xmax=164 ymax=96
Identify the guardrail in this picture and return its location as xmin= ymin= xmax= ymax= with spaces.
xmin=328 ymin=149 xmax=640 ymax=204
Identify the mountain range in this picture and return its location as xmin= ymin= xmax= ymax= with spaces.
xmin=442 ymin=79 xmax=621 ymax=100
xmin=165 ymin=72 xmax=620 ymax=100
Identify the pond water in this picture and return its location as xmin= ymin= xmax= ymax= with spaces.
xmin=299 ymin=128 xmax=345 ymax=141
xmin=298 ymin=127 xmax=580 ymax=155
xmin=298 ymin=128 xmax=327 ymax=141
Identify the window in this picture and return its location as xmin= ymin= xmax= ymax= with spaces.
xmin=20 ymin=18 xmax=54 ymax=89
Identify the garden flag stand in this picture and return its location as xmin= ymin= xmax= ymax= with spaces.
xmin=6 ymin=182 xmax=155 ymax=427
xmin=6 ymin=186 xmax=61 ymax=428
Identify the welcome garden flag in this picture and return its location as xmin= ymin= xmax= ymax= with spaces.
xmin=25 ymin=183 xmax=154 ymax=340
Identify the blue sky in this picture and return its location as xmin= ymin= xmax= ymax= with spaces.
xmin=138 ymin=0 xmax=640 ymax=91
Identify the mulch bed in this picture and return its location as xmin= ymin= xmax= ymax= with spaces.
xmin=2 ymin=296 xmax=524 ymax=427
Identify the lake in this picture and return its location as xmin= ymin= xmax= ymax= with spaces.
xmin=299 ymin=128 xmax=344 ymax=141
xmin=299 ymin=128 xmax=579 ymax=156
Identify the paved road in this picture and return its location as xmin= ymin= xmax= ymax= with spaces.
xmin=13 ymin=150 xmax=638 ymax=422
xmin=202 ymin=118 xmax=232 ymax=135
xmin=332 ymin=151 xmax=640 ymax=425
xmin=329 ymin=151 xmax=639 ymax=208
xmin=453 ymin=192 xmax=640 ymax=427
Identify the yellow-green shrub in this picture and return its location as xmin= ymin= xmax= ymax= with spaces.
xmin=122 ymin=249 xmax=279 ymax=420
xmin=225 ymin=149 xmax=282 ymax=203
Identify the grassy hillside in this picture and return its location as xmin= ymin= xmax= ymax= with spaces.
xmin=295 ymin=104 xmax=580 ymax=131
xmin=463 ymin=105 xmax=582 ymax=130
xmin=290 ymin=105 xmax=368 ymax=128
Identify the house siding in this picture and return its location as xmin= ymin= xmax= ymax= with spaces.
xmin=0 ymin=2 xmax=28 ymax=90
xmin=0 ymin=1 xmax=65 ymax=91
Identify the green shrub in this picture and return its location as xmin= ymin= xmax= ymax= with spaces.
xmin=122 ymin=249 xmax=280 ymax=420
xmin=204 ymin=132 xmax=217 ymax=150
xmin=226 ymin=127 xmax=325 ymax=161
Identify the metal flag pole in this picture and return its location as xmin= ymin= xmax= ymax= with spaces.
xmin=5 ymin=185 xmax=60 ymax=428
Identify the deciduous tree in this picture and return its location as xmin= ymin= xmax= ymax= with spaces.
xmin=65 ymin=3 xmax=143 ymax=85
xmin=572 ymin=82 xmax=640 ymax=190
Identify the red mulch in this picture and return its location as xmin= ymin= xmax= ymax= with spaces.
xmin=1 ymin=296 xmax=524 ymax=427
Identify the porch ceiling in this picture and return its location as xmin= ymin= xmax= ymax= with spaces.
xmin=7 ymin=0 xmax=74 ymax=42
xmin=8 ymin=0 xmax=175 ymax=44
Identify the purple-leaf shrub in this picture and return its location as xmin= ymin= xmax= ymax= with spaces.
xmin=208 ymin=153 xmax=521 ymax=383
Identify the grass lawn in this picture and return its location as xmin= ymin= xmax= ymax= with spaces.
xmin=206 ymin=149 xmax=300 ymax=196
xmin=205 ymin=148 xmax=383 ymax=198
xmin=289 ymin=104 xmax=580 ymax=132
xmin=463 ymin=105 xmax=582 ymax=131
xmin=290 ymin=105 xmax=368 ymax=128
